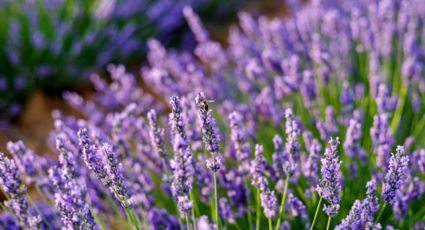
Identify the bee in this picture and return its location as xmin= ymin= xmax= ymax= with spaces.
xmin=200 ymin=99 xmax=214 ymax=113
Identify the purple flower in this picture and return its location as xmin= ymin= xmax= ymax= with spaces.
xmin=344 ymin=118 xmax=367 ymax=163
xmin=51 ymin=137 xmax=98 ymax=229
xmin=260 ymin=189 xmax=278 ymax=219
xmin=317 ymin=137 xmax=343 ymax=217
xmin=336 ymin=179 xmax=379 ymax=229
xmin=100 ymin=143 xmax=130 ymax=207
xmin=181 ymin=95 xmax=203 ymax=152
xmin=335 ymin=200 xmax=369 ymax=230
xmin=375 ymin=83 xmax=398 ymax=113
xmin=183 ymin=6 xmax=209 ymax=43
xmin=229 ymin=111 xmax=251 ymax=174
xmin=340 ymin=81 xmax=355 ymax=114
xmin=370 ymin=114 xmax=394 ymax=170
xmin=196 ymin=215 xmax=217 ymax=230
xmin=170 ymin=96 xmax=188 ymax=142
xmin=302 ymin=138 xmax=321 ymax=189
xmin=365 ymin=179 xmax=379 ymax=214
xmin=78 ymin=128 xmax=110 ymax=186
xmin=170 ymin=134 xmax=194 ymax=217
xmin=147 ymin=109 xmax=168 ymax=160
xmin=382 ymin=146 xmax=409 ymax=205
xmin=148 ymin=208 xmax=180 ymax=230
xmin=0 ymin=152 xmax=41 ymax=229
xmin=286 ymin=192 xmax=308 ymax=225
xmin=78 ymin=128 xmax=130 ymax=207
xmin=6 ymin=140 xmax=47 ymax=184
xmin=251 ymin=144 xmax=268 ymax=191
xmin=195 ymin=92 xmax=223 ymax=172
xmin=325 ymin=106 xmax=338 ymax=135
xmin=272 ymin=134 xmax=297 ymax=188
xmin=250 ymin=144 xmax=278 ymax=219
xmin=285 ymin=108 xmax=301 ymax=162
xmin=219 ymin=198 xmax=237 ymax=224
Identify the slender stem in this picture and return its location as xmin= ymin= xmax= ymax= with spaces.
xmin=256 ymin=189 xmax=261 ymax=230
xmin=186 ymin=213 xmax=192 ymax=230
xmin=27 ymin=194 xmax=53 ymax=230
xmin=390 ymin=86 xmax=408 ymax=132
xmin=190 ymin=191 xmax=197 ymax=230
xmin=375 ymin=203 xmax=387 ymax=224
xmin=268 ymin=218 xmax=273 ymax=230
xmin=125 ymin=207 xmax=142 ymax=230
xmin=247 ymin=193 xmax=253 ymax=230
xmin=326 ymin=216 xmax=332 ymax=230
xmin=233 ymin=220 xmax=242 ymax=230
xmin=0 ymin=187 xmax=10 ymax=200
xmin=309 ymin=197 xmax=323 ymax=230
xmin=275 ymin=176 xmax=289 ymax=230
xmin=35 ymin=185 xmax=53 ymax=204
xmin=213 ymin=172 xmax=219 ymax=228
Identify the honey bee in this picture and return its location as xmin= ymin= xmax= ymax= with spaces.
xmin=199 ymin=99 xmax=214 ymax=113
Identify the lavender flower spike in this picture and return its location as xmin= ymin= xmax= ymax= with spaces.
xmin=229 ymin=111 xmax=251 ymax=174
xmin=171 ymin=134 xmax=194 ymax=217
xmin=147 ymin=109 xmax=168 ymax=160
xmin=335 ymin=179 xmax=379 ymax=229
xmin=6 ymin=140 xmax=44 ymax=184
xmin=317 ymin=137 xmax=343 ymax=217
xmin=195 ymin=92 xmax=223 ymax=172
xmin=78 ymin=128 xmax=130 ymax=207
xmin=170 ymin=96 xmax=187 ymax=142
xmin=382 ymin=146 xmax=409 ymax=205
xmin=251 ymin=144 xmax=268 ymax=191
xmin=101 ymin=143 xmax=131 ymax=208
xmin=250 ymin=144 xmax=278 ymax=218
xmin=78 ymin=128 xmax=110 ymax=186
xmin=285 ymin=108 xmax=301 ymax=162
xmin=260 ymin=190 xmax=278 ymax=219
xmin=52 ymin=137 xmax=98 ymax=229
xmin=0 ymin=152 xmax=41 ymax=229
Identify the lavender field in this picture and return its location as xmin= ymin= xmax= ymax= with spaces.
xmin=1 ymin=0 xmax=425 ymax=229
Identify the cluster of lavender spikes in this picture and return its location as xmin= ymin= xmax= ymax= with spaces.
xmin=0 ymin=0 xmax=244 ymax=126
xmin=2 ymin=0 xmax=425 ymax=229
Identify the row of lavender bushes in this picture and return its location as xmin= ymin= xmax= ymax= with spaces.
xmin=0 ymin=0 xmax=243 ymax=127
xmin=1 ymin=0 xmax=425 ymax=229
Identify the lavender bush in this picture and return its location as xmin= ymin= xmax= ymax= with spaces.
xmin=0 ymin=0 xmax=244 ymax=126
xmin=1 ymin=0 xmax=425 ymax=229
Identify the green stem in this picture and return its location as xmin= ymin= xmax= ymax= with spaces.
xmin=390 ymin=86 xmax=408 ymax=132
xmin=35 ymin=185 xmax=53 ymax=204
xmin=375 ymin=203 xmax=387 ymax=224
xmin=34 ymin=185 xmax=62 ymax=224
xmin=256 ymin=189 xmax=261 ymax=230
xmin=309 ymin=197 xmax=323 ymax=230
xmin=326 ymin=216 xmax=332 ymax=230
xmin=125 ymin=207 xmax=142 ymax=230
xmin=213 ymin=172 xmax=219 ymax=228
xmin=190 ymin=191 xmax=197 ymax=230
xmin=186 ymin=213 xmax=192 ymax=230
xmin=233 ymin=220 xmax=242 ymax=230
xmin=247 ymin=191 xmax=253 ymax=230
xmin=275 ymin=176 xmax=289 ymax=230
xmin=268 ymin=218 xmax=273 ymax=230
xmin=27 ymin=194 xmax=53 ymax=230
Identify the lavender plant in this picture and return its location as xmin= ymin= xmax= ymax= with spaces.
xmin=0 ymin=0 xmax=244 ymax=126
xmin=2 ymin=1 xmax=425 ymax=229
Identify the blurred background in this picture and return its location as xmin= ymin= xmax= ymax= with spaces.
xmin=0 ymin=0 xmax=297 ymax=153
